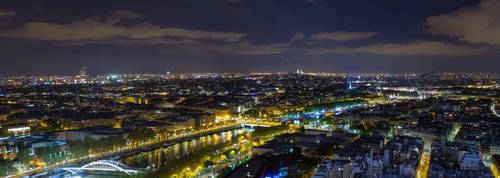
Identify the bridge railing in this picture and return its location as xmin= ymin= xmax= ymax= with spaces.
xmin=62 ymin=160 xmax=141 ymax=175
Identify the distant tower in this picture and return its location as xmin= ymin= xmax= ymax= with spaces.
xmin=80 ymin=67 xmax=87 ymax=77
xmin=75 ymin=92 xmax=81 ymax=107
xmin=76 ymin=67 xmax=88 ymax=84
xmin=164 ymin=69 xmax=171 ymax=79
xmin=296 ymin=69 xmax=304 ymax=74
xmin=348 ymin=81 xmax=353 ymax=90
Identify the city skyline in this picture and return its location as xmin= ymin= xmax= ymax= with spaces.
xmin=1 ymin=66 xmax=498 ymax=77
xmin=1 ymin=0 xmax=500 ymax=74
xmin=1 ymin=1 xmax=500 ymax=177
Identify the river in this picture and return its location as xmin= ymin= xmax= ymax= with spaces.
xmin=65 ymin=127 xmax=253 ymax=177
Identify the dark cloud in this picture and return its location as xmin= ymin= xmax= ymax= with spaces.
xmin=0 ymin=10 xmax=15 ymax=18
xmin=426 ymin=0 xmax=500 ymax=46
xmin=308 ymin=40 xmax=496 ymax=56
xmin=109 ymin=10 xmax=142 ymax=20
xmin=309 ymin=31 xmax=378 ymax=41
xmin=0 ymin=10 xmax=246 ymax=42
xmin=290 ymin=33 xmax=306 ymax=42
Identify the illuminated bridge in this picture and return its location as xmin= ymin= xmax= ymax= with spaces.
xmin=492 ymin=102 xmax=500 ymax=118
xmin=62 ymin=160 xmax=141 ymax=175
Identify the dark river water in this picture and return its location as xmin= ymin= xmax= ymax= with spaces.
xmin=62 ymin=128 xmax=253 ymax=177
xmin=119 ymin=128 xmax=253 ymax=169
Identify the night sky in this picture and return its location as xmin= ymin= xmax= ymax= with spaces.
xmin=0 ymin=0 xmax=499 ymax=75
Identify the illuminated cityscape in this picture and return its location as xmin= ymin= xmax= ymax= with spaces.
xmin=0 ymin=72 xmax=498 ymax=178
xmin=1 ymin=1 xmax=500 ymax=178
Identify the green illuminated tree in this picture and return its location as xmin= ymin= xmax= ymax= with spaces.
xmin=0 ymin=159 xmax=17 ymax=176
xmin=17 ymin=147 xmax=32 ymax=165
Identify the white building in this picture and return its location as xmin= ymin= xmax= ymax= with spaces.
xmin=313 ymin=159 xmax=333 ymax=178
xmin=399 ymin=162 xmax=418 ymax=177
xmin=364 ymin=158 xmax=383 ymax=177
xmin=460 ymin=142 xmax=483 ymax=171
xmin=332 ymin=160 xmax=352 ymax=178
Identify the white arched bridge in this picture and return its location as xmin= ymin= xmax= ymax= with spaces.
xmin=492 ymin=102 xmax=500 ymax=118
xmin=62 ymin=160 xmax=141 ymax=175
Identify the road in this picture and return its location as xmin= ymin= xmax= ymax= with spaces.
xmin=416 ymin=152 xmax=430 ymax=178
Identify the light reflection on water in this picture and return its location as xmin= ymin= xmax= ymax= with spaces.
xmin=119 ymin=128 xmax=251 ymax=169
xmin=62 ymin=128 xmax=253 ymax=178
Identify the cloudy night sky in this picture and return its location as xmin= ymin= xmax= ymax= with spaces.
xmin=0 ymin=0 xmax=499 ymax=75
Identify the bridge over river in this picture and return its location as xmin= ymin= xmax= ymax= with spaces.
xmin=28 ymin=123 xmax=249 ymax=177
xmin=61 ymin=160 xmax=141 ymax=175
xmin=491 ymin=102 xmax=500 ymax=118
